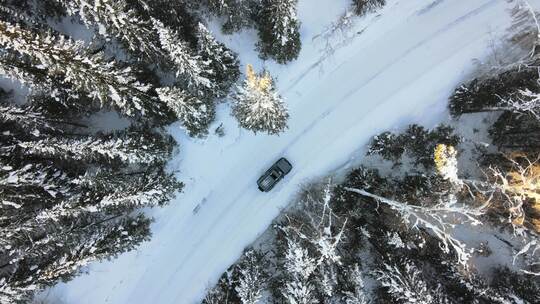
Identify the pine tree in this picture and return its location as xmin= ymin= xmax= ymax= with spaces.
xmin=196 ymin=23 xmax=240 ymax=98
xmin=0 ymin=95 xmax=182 ymax=301
xmin=58 ymin=0 xmax=162 ymax=60
xmin=0 ymin=103 xmax=62 ymax=140
xmin=0 ymin=51 xmax=80 ymax=113
xmin=156 ymin=86 xmax=215 ymax=137
xmin=15 ymin=128 xmax=173 ymax=167
xmin=367 ymin=131 xmax=405 ymax=162
xmin=0 ymin=51 xmax=47 ymax=90
xmin=0 ymin=20 xmax=168 ymax=120
xmin=206 ymin=0 xmax=257 ymax=34
xmin=35 ymin=214 xmax=152 ymax=284
xmin=270 ymin=181 xmax=348 ymax=303
xmin=375 ymin=260 xmax=437 ymax=304
xmin=86 ymin=167 xmax=182 ymax=212
xmin=352 ymin=0 xmax=385 ymax=16
xmin=491 ymin=267 xmax=540 ymax=303
xmin=152 ymin=18 xmax=213 ymax=95
xmin=367 ymin=125 xmax=460 ymax=169
xmin=0 ymin=162 xmax=79 ymax=229
xmin=0 ymin=0 xmax=65 ymax=27
xmin=256 ymin=0 xmax=301 ymax=63
xmin=0 ymin=214 xmax=153 ymax=303
xmin=341 ymin=264 xmax=368 ymax=304
xmin=231 ymin=65 xmax=288 ymax=134
xmin=449 ymin=65 xmax=538 ymax=117
xmin=0 ymin=3 xmax=189 ymax=302
xmin=138 ymin=0 xmax=199 ymax=44
xmin=490 ymin=112 xmax=540 ymax=152
xmin=234 ymin=250 xmax=269 ymax=304
xmin=0 ymin=52 xmax=87 ymax=115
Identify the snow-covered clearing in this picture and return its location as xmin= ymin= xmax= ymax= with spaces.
xmin=42 ymin=0 xmax=524 ymax=303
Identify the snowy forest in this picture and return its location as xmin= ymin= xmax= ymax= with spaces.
xmin=202 ymin=3 xmax=540 ymax=304
xmin=0 ymin=0 xmax=303 ymax=302
xmin=1 ymin=0 xmax=539 ymax=303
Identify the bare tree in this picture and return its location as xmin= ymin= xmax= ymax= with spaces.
xmin=345 ymin=187 xmax=488 ymax=266
xmin=497 ymin=83 xmax=540 ymax=120
xmin=483 ymin=154 xmax=540 ymax=275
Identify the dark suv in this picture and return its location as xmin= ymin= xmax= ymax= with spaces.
xmin=257 ymin=158 xmax=292 ymax=192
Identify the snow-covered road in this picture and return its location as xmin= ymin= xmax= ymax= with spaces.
xmin=45 ymin=0 xmax=519 ymax=303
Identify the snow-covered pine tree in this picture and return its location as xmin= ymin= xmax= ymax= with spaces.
xmin=196 ymin=23 xmax=240 ymax=98
xmin=60 ymin=0 xmax=219 ymax=96
xmin=206 ymin=0 xmax=257 ymax=34
xmin=491 ymin=266 xmax=540 ymax=303
xmin=352 ymin=0 xmax=386 ymax=16
xmin=0 ymin=94 xmax=181 ymax=301
xmin=137 ymin=0 xmax=199 ymax=47
xmin=36 ymin=214 xmax=152 ymax=283
xmin=256 ymin=0 xmax=301 ymax=64
xmin=490 ymin=111 xmax=540 ymax=152
xmin=449 ymin=64 xmax=539 ymax=117
xmin=0 ymin=162 xmax=79 ymax=229
xmin=0 ymin=163 xmax=181 ymax=278
xmin=341 ymin=264 xmax=368 ymax=304
xmin=0 ymin=53 xmax=86 ymax=115
xmin=0 ymin=51 xmax=37 ymax=84
xmin=375 ymin=260 xmax=449 ymax=304
xmin=85 ymin=167 xmax=182 ymax=213
xmin=203 ymin=275 xmax=237 ymax=304
xmin=271 ymin=181 xmax=348 ymax=303
xmin=231 ymin=65 xmax=288 ymax=134
xmin=0 ymin=90 xmax=90 ymax=140
xmin=272 ymin=219 xmax=318 ymax=303
xmin=0 ymin=213 xmax=152 ymax=303
xmin=234 ymin=249 xmax=269 ymax=304
xmin=367 ymin=124 xmax=460 ymax=169
xmin=15 ymin=128 xmax=173 ymax=167
xmin=366 ymin=131 xmax=405 ymax=162
xmin=57 ymin=0 xmax=162 ymax=60
xmin=4 ymin=46 xmax=87 ymax=111
xmin=0 ymin=20 xmax=168 ymax=120
xmin=156 ymin=86 xmax=215 ymax=137
xmin=152 ymin=18 xmax=214 ymax=96
xmin=0 ymin=103 xmax=62 ymax=140
xmin=281 ymin=280 xmax=316 ymax=304
xmin=1 ymin=171 xmax=179 ymax=301
xmin=0 ymin=0 xmax=65 ymax=27
xmin=29 ymin=91 xmax=92 ymax=118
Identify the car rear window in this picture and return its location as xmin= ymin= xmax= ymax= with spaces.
xmin=262 ymin=176 xmax=274 ymax=188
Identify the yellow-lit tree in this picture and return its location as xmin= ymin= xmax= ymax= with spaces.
xmin=434 ymin=144 xmax=460 ymax=185
xmin=489 ymin=153 xmax=540 ymax=233
xmin=231 ymin=64 xmax=289 ymax=135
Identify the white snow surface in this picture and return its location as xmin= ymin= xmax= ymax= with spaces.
xmin=42 ymin=0 xmax=524 ymax=303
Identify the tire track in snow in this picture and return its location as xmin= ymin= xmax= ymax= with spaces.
xmin=57 ymin=0 xmax=512 ymax=303
xmin=138 ymin=1 xmax=503 ymax=302
xmin=279 ymin=0 xmax=500 ymax=161
xmin=177 ymin=21 xmax=502 ymax=302
xmin=416 ymin=0 xmax=446 ymax=15
xmin=156 ymin=1 xmax=508 ymax=302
